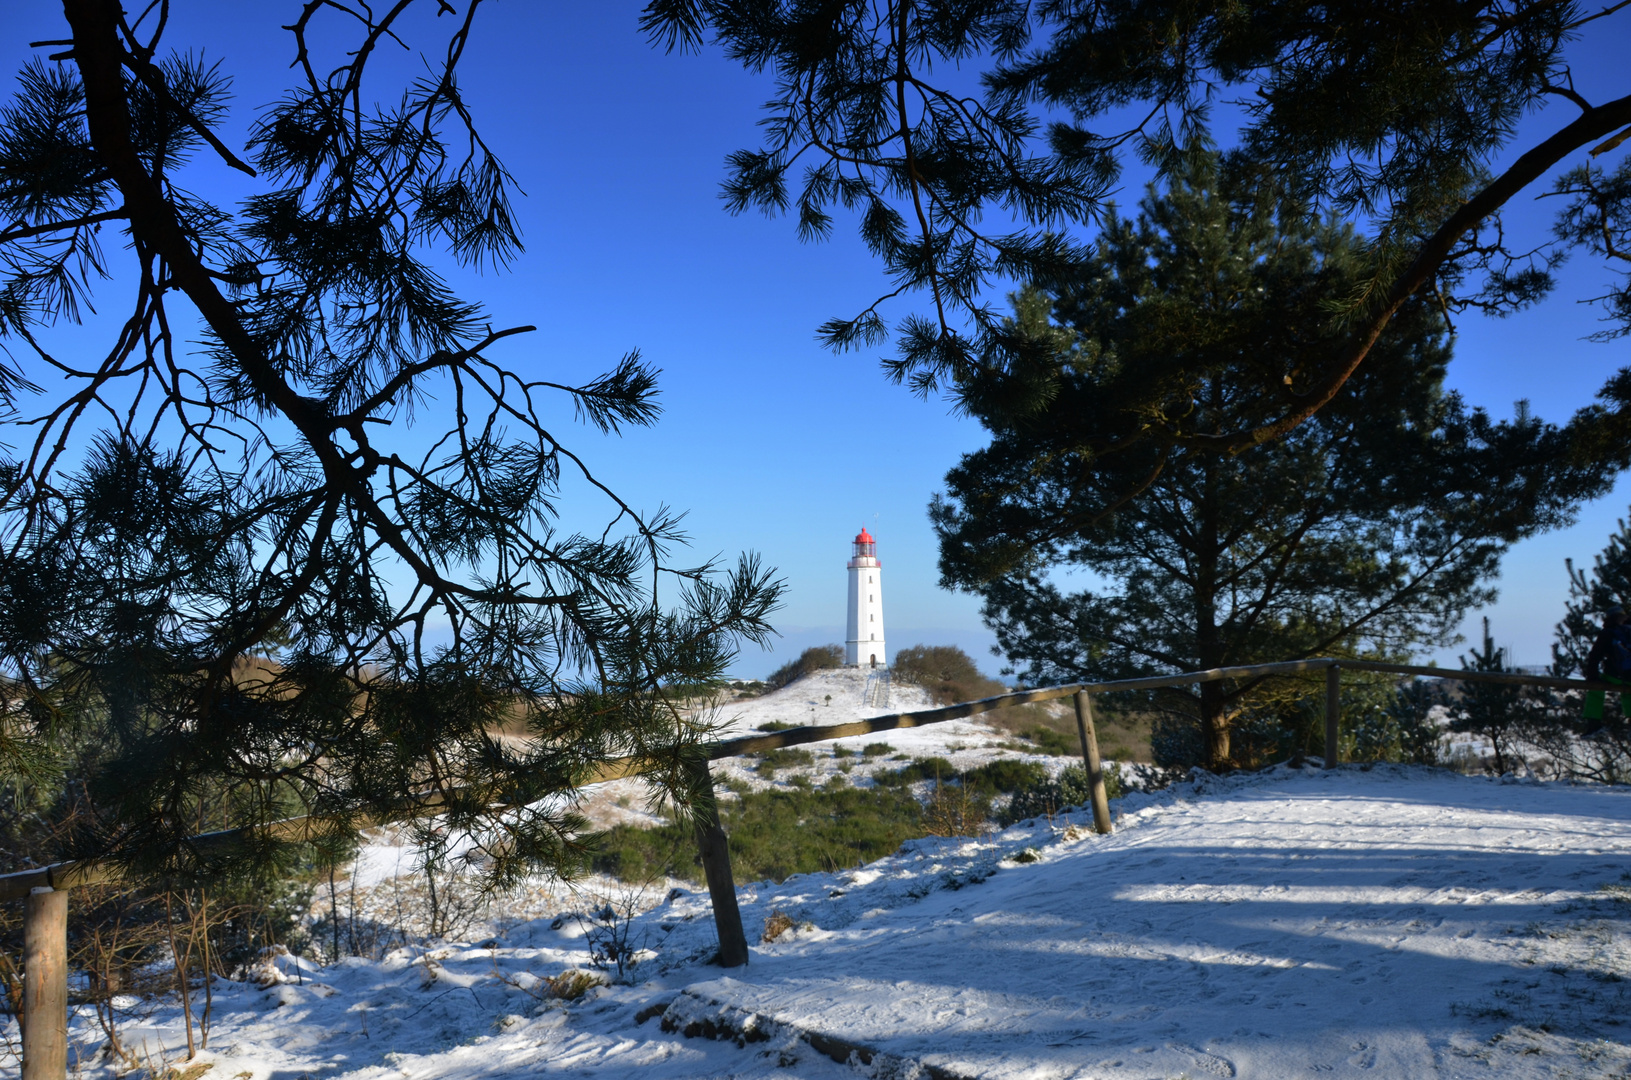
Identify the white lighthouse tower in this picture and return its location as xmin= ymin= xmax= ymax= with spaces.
xmin=845 ymin=527 xmax=886 ymax=668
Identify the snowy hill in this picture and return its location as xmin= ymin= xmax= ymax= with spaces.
xmin=573 ymin=667 xmax=1064 ymax=831
xmin=21 ymin=765 xmax=1631 ymax=1079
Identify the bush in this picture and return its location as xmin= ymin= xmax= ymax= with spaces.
xmin=754 ymin=747 xmax=814 ymax=777
xmin=892 ymin=644 xmax=1005 ymax=705
xmin=591 ymin=785 xmax=927 ymax=884
xmin=1353 ymin=683 xmax=1444 ymax=765
xmin=756 ymin=720 xmax=797 ymax=732
xmin=874 ymin=756 xmax=958 ymax=787
xmin=999 ymin=764 xmax=1124 ymax=826
xmin=860 ymin=742 xmax=893 ymax=758
xmin=960 ymin=758 xmax=1048 ymax=795
xmin=765 ymin=645 xmax=844 ymax=690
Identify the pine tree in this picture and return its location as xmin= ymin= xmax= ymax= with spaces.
xmin=648 ymin=1 xmax=1631 ymax=512
xmin=930 ymin=153 xmax=1611 ymax=769
xmin=0 ymin=3 xmax=780 ymax=887
xmin=1448 ymin=619 xmax=1527 ymax=776
xmin=1553 ymin=519 xmax=1631 ymax=677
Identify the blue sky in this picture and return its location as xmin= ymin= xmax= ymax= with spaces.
xmin=4 ymin=3 xmax=1628 ymax=679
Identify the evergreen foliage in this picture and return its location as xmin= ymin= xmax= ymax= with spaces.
xmin=1554 ymin=518 xmax=1631 ymax=677
xmin=592 ymin=784 xmax=927 ymax=885
xmin=765 ymin=644 xmax=844 ymax=689
xmin=891 ymin=644 xmax=1003 ymax=704
xmin=931 ymin=155 xmax=1613 ymax=768
xmin=648 ymin=1 xmax=1631 ymax=510
xmin=1445 ymin=620 xmax=1530 ymax=775
xmin=999 ymin=763 xmax=1123 ymax=826
xmin=0 ymin=4 xmax=780 ymax=890
xmin=1544 ymin=521 xmax=1631 ymax=781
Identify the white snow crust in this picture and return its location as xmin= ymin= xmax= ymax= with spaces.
xmin=9 ymin=765 xmax=1631 ymax=1079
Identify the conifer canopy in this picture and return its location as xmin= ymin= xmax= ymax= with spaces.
xmin=651 ymin=0 xmax=1631 ymax=513
xmin=0 ymin=2 xmax=780 ymax=886
xmin=932 ymin=154 xmax=1615 ymax=768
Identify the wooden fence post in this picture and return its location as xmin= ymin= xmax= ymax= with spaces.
xmin=1324 ymin=664 xmax=1341 ymax=768
xmin=1072 ymin=692 xmax=1114 ymax=835
xmin=22 ymin=886 xmax=67 ymax=1080
xmin=689 ymin=763 xmax=749 ymax=968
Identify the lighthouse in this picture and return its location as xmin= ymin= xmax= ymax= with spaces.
xmin=845 ymin=527 xmax=885 ymax=667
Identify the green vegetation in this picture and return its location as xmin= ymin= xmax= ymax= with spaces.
xmin=593 ymin=751 xmax=1088 ymax=885
xmin=892 ymin=645 xmax=1004 ymax=705
xmin=860 ymin=743 xmax=893 ymax=758
xmin=937 ymin=154 xmax=1598 ymax=770
xmin=753 ymin=748 xmax=815 ymax=777
xmin=0 ymin=3 xmax=784 ymax=908
xmin=591 ymin=786 xmax=928 ymax=885
xmin=1010 ymin=725 xmax=1077 ymax=757
xmin=1000 ymin=765 xmax=1126 ymax=826
xmin=663 ymin=4 xmax=1631 ymax=519
xmin=766 ymin=645 xmax=844 ymax=690
xmin=960 ymin=759 xmax=1048 ymax=796
xmin=873 ymin=757 xmax=958 ymax=787
xmin=756 ymin=721 xmax=798 ymax=733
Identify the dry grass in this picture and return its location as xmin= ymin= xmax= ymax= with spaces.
xmin=921 ymin=778 xmax=989 ymax=838
xmin=543 ymin=969 xmax=609 ymax=1000
xmin=981 ymin=700 xmax=1155 ymax=763
xmin=760 ymin=909 xmax=795 ymax=944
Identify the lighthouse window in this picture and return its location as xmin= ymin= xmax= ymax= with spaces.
xmin=870 ymin=614 xmax=874 ymax=622
xmin=869 ymin=594 xmax=873 ymax=602
xmin=868 ymin=576 xmax=873 ymax=583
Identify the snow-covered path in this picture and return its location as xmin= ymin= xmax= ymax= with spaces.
xmin=14 ymin=766 xmax=1631 ymax=1079
xmin=699 ymin=766 xmax=1631 ymax=1077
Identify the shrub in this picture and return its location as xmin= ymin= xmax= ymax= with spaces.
xmin=754 ymin=748 xmax=814 ymax=777
xmin=961 ymin=758 xmax=1048 ymax=795
xmin=756 ymin=720 xmax=797 ymax=732
xmin=860 ymin=742 xmax=893 ymax=758
xmin=874 ymin=756 xmax=958 ymax=787
xmin=999 ymin=764 xmax=1124 ymax=826
xmin=1353 ymin=683 xmax=1444 ymax=766
xmin=921 ymin=780 xmax=989 ymax=837
xmin=892 ymin=644 xmax=1004 ymax=704
xmin=591 ymin=786 xmax=926 ymax=884
xmin=766 ymin=645 xmax=844 ymax=690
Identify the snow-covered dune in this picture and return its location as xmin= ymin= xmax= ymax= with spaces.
xmin=15 ymin=766 xmax=1631 ymax=1080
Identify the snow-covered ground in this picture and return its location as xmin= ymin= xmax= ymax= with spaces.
xmin=15 ymin=764 xmax=1631 ymax=1079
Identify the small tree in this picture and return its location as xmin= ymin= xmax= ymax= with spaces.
xmin=1553 ymin=518 xmax=1631 ymax=677
xmin=1542 ymin=519 xmax=1631 ymax=782
xmin=1447 ymin=619 xmax=1528 ymax=775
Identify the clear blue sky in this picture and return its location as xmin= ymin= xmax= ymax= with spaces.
xmin=4 ymin=4 xmax=1627 ymax=679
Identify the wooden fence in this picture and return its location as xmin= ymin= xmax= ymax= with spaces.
xmin=0 ymin=656 xmax=1608 ymax=1078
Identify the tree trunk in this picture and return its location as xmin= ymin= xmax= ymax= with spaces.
xmin=1196 ymin=434 xmax=1227 ymax=770
xmin=1200 ymin=679 xmax=1229 ymax=767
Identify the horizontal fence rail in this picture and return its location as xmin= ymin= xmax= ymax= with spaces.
xmin=0 ymin=656 xmax=1608 ymax=903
